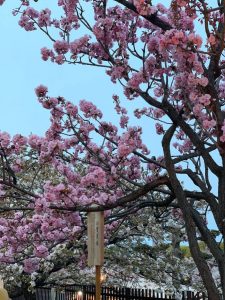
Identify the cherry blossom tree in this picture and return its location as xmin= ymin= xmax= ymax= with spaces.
xmin=0 ymin=0 xmax=225 ymax=298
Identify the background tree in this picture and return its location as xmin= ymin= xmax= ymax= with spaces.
xmin=0 ymin=0 xmax=225 ymax=298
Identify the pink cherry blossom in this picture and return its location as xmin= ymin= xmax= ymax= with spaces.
xmin=24 ymin=258 xmax=40 ymax=273
xmin=79 ymin=100 xmax=102 ymax=119
xmin=155 ymin=123 xmax=164 ymax=135
xmin=199 ymin=94 xmax=211 ymax=106
xmin=208 ymin=34 xmax=216 ymax=45
xmin=54 ymin=40 xmax=69 ymax=55
xmin=34 ymin=245 xmax=49 ymax=258
xmin=202 ymin=119 xmax=216 ymax=130
xmin=35 ymin=85 xmax=48 ymax=97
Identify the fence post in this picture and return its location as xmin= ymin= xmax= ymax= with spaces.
xmin=83 ymin=285 xmax=87 ymax=300
xmin=125 ymin=288 xmax=130 ymax=300
xmin=51 ymin=288 xmax=56 ymax=300
xmin=186 ymin=291 xmax=192 ymax=300
xmin=101 ymin=286 xmax=106 ymax=300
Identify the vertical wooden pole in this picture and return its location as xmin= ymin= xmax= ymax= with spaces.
xmin=96 ymin=265 xmax=101 ymax=300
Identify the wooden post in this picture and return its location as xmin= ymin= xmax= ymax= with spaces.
xmin=96 ymin=265 xmax=101 ymax=300
xmin=87 ymin=208 xmax=104 ymax=300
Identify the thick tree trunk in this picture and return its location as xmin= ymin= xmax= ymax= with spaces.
xmin=186 ymin=223 xmax=221 ymax=300
xmin=162 ymin=125 xmax=221 ymax=299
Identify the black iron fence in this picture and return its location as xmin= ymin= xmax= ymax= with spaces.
xmin=11 ymin=284 xmax=207 ymax=300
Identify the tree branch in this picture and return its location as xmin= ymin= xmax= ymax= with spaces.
xmin=114 ymin=0 xmax=172 ymax=31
